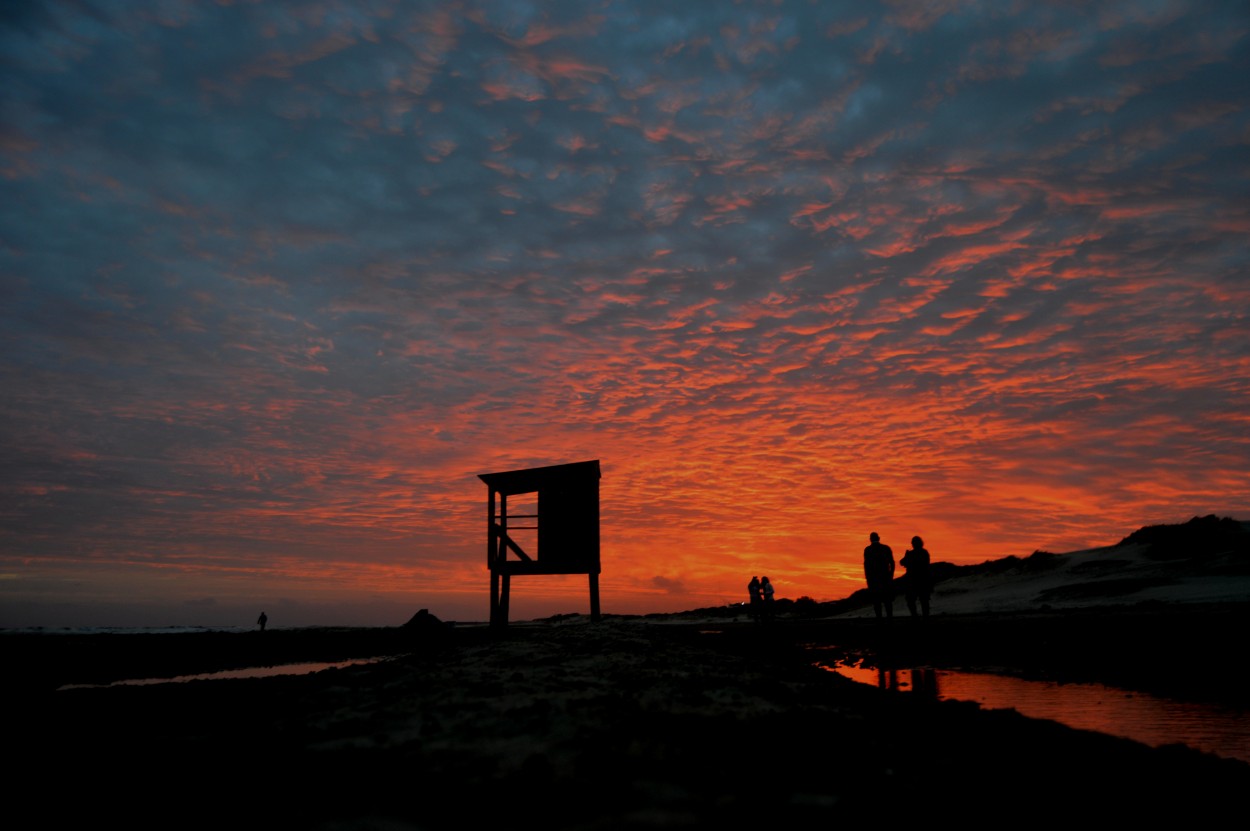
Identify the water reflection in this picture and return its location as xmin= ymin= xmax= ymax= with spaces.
xmin=822 ymin=662 xmax=1250 ymax=765
xmin=58 ymin=656 xmax=393 ymax=691
xmin=859 ymin=666 xmax=942 ymax=697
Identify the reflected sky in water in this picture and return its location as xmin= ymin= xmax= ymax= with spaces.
xmin=57 ymin=657 xmax=393 ymax=691
xmin=821 ymin=661 xmax=1250 ymax=765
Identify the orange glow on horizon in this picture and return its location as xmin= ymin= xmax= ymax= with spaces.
xmin=3 ymin=3 xmax=1247 ymax=631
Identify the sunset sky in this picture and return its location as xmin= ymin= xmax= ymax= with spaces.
xmin=2 ymin=1 xmax=1248 ymax=628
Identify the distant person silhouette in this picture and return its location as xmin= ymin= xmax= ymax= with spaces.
xmin=257 ymin=611 xmax=268 ymax=632
xmin=747 ymin=576 xmax=762 ymax=622
xmin=863 ymin=532 xmax=894 ymax=620
xmin=760 ymin=576 xmax=775 ymax=621
xmin=901 ymin=536 xmax=932 ymax=618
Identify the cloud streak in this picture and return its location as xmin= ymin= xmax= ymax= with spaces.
xmin=2 ymin=0 xmax=1247 ymax=625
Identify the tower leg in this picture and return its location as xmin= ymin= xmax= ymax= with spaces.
xmin=498 ymin=573 xmax=511 ymax=627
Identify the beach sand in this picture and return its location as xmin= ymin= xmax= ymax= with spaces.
xmin=6 ymin=604 xmax=1249 ymax=829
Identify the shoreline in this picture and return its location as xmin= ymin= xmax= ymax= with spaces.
xmin=7 ymin=606 xmax=1249 ymax=828
xmin=8 ymin=600 xmax=1247 ymax=705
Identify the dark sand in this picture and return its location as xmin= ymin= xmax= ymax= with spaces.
xmin=6 ymin=603 xmax=1249 ymax=829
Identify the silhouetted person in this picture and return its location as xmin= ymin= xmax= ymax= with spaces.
xmin=901 ymin=536 xmax=931 ymax=618
xmin=863 ymin=532 xmax=894 ymax=620
xmin=747 ymin=576 xmax=762 ymax=622
xmin=257 ymin=611 xmax=268 ymax=632
xmin=760 ymin=575 xmax=775 ymax=621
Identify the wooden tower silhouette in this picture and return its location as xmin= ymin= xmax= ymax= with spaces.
xmin=478 ymin=459 xmax=601 ymax=627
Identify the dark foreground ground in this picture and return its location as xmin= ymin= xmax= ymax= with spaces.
xmin=5 ymin=602 xmax=1248 ymax=829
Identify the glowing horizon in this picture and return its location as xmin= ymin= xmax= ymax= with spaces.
xmin=2 ymin=2 xmax=1248 ymax=628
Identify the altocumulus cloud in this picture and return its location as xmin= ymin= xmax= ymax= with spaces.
xmin=1 ymin=1 xmax=1247 ymax=626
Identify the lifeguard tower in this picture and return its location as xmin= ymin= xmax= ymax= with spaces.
xmin=478 ymin=460 xmax=601 ymax=627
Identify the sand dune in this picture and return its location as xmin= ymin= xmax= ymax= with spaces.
xmin=822 ymin=515 xmax=1250 ymax=618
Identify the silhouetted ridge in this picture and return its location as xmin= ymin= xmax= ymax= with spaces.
xmin=1116 ymin=515 xmax=1250 ymax=561
xmin=631 ymin=516 xmax=1247 ymax=621
xmin=949 ymin=549 xmax=1061 ymax=578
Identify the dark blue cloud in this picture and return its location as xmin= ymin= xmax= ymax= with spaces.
xmin=1 ymin=0 xmax=1247 ymax=626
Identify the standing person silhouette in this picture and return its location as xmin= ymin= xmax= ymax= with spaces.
xmin=863 ymin=532 xmax=894 ymax=620
xmin=901 ymin=536 xmax=932 ymax=619
xmin=760 ymin=576 xmax=776 ymax=622
xmin=747 ymin=576 xmax=762 ymax=622
xmin=257 ymin=611 xmax=268 ymax=632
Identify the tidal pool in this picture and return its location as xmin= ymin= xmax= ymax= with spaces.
xmin=57 ymin=656 xmax=395 ymax=690
xmin=819 ymin=660 xmax=1250 ymax=765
